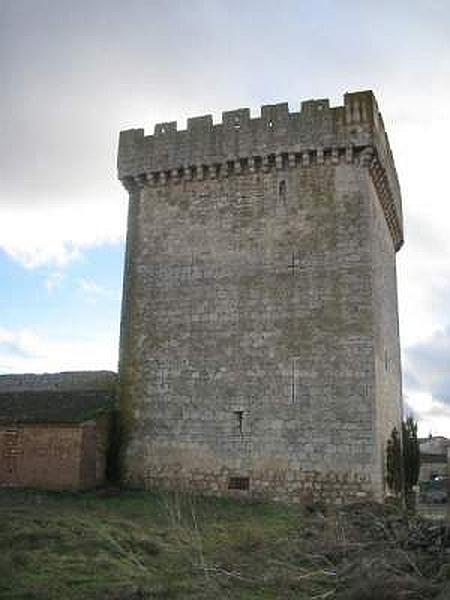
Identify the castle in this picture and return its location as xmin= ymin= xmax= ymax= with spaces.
xmin=117 ymin=90 xmax=404 ymax=504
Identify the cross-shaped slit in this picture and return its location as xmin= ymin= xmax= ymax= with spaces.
xmin=288 ymin=252 xmax=299 ymax=276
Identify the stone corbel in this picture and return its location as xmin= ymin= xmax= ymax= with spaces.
xmin=359 ymin=146 xmax=374 ymax=167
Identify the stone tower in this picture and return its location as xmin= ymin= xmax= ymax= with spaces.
xmin=117 ymin=91 xmax=403 ymax=504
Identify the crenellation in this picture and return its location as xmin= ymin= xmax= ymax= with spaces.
xmin=187 ymin=114 xmax=213 ymax=132
xmin=118 ymin=96 xmax=356 ymax=181
xmin=260 ymin=102 xmax=290 ymax=124
xmin=118 ymin=91 xmax=402 ymax=250
xmin=300 ymin=98 xmax=330 ymax=114
xmin=222 ymin=107 xmax=251 ymax=129
xmin=344 ymin=91 xmax=377 ymax=126
xmin=154 ymin=121 xmax=177 ymax=136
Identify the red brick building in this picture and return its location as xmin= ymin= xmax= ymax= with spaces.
xmin=0 ymin=372 xmax=116 ymax=490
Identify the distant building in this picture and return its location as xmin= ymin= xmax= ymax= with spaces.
xmin=0 ymin=371 xmax=116 ymax=490
xmin=419 ymin=436 xmax=450 ymax=482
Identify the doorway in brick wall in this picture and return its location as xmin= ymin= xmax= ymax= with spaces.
xmin=0 ymin=428 xmax=23 ymax=486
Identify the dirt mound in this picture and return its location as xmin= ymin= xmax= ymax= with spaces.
xmin=330 ymin=503 xmax=450 ymax=599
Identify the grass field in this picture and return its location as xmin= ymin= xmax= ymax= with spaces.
xmin=0 ymin=489 xmax=449 ymax=600
xmin=0 ymin=488 xmax=335 ymax=600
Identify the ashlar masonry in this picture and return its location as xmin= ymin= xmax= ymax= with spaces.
xmin=117 ymin=90 xmax=404 ymax=504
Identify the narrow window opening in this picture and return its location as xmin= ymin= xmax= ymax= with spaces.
xmin=268 ymin=119 xmax=274 ymax=129
xmin=288 ymin=253 xmax=298 ymax=276
xmin=291 ymin=359 xmax=295 ymax=403
xmin=228 ymin=476 xmax=250 ymax=491
xmin=291 ymin=357 xmax=300 ymax=404
xmin=384 ymin=349 xmax=388 ymax=372
xmin=234 ymin=118 xmax=241 ymax=129
xmin=234 ymin=410 xmax=244 ymax=435
xmin=279 ymin=179 xmax=286 ymax=201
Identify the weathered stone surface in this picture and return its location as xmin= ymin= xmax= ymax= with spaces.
xmin=117 ymin=91 xmax=403 ymax=503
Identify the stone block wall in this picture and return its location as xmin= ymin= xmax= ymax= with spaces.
xmin=118 ymin=91 xmax=404 ymax=504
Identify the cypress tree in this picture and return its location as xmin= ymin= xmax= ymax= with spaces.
xmin=402 ymin=416 xmax=420 ymax=494
xmin=386 ymin=427 xmax=403 ymax=497
xmin=386 ymin=418 xmax=421 ymax=504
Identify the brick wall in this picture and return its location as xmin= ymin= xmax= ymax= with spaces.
xmin=0 ymin=419 xmax=111 ymax=490
xmin=0 ymin=424 xmax=83 ymax=490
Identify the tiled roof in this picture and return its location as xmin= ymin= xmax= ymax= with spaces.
xmin=420 ymin=453 xmax=447 ymax=464
xmin=0 ymin=390 xmax=116 ymax=424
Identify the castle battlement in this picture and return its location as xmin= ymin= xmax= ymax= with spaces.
xmin=118 ymin=91 xmax=403 ymax=250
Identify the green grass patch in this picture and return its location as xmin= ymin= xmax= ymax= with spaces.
xmin=0 ymin=489 xmax=329 ymax=599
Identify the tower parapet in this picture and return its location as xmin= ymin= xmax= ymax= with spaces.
xmin=118 ymin=91 xmax=403 ymax=250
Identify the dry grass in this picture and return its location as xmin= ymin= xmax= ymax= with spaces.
xmin=0 ymin=490 xmax=449 ymax=599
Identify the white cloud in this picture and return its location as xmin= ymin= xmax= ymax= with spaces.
xmin=0 ymin=196 xmax=127 ymax=269
xmin=406 ymin=391 xmax=433 ymax=414
xmin=0 ymin=326 xmax=117 ymax=374
xmin=78 ymin=278 xmax=105 ymax=294
xmin=77 ymin=278 xmax=115 ymax=302
xmin=393 ymin=101 xmax=450 ymax=348
xmin=403 ymin=325 xmax=450 ymax=436
xmin=0 ymin=327 xmax=42 ymax=360
xmin=404 ymin=395 xmax=450 ymax=439
xmin=44 ymin=271 xmax=65 ymax=293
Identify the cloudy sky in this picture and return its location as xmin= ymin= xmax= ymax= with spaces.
xmin=1 ymin=0 xmax=449 ymax=435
